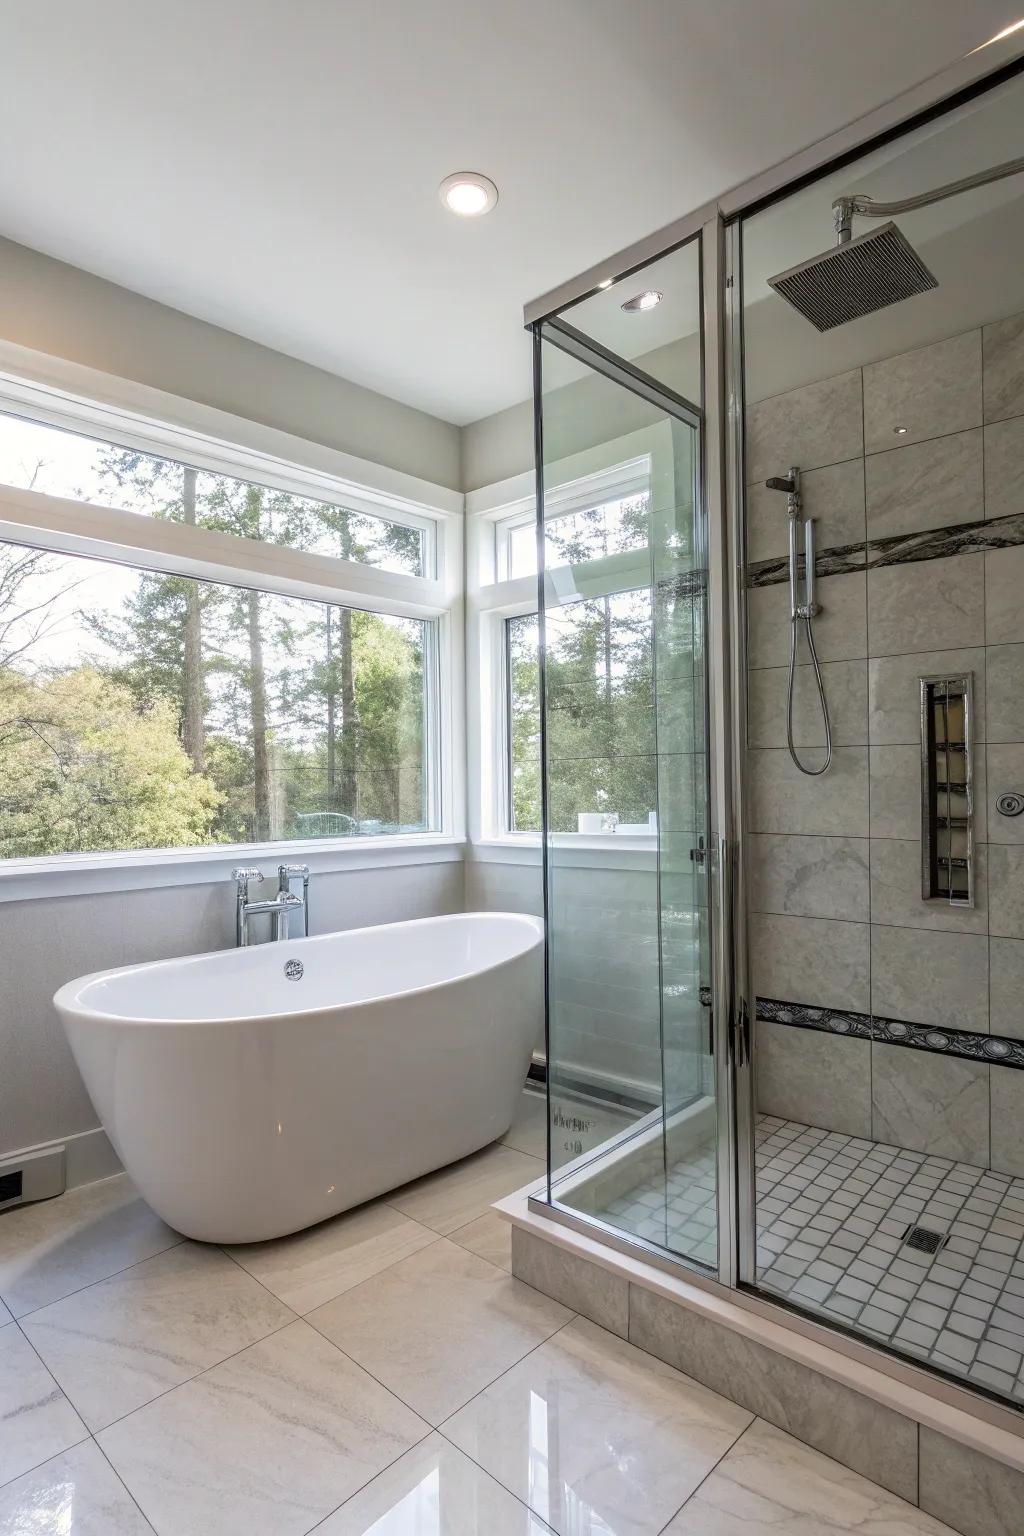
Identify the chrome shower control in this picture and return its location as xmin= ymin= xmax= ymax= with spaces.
xmin=996 ymin=792 xmax=1024 ymax=817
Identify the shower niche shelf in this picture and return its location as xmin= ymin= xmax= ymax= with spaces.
xmin=920 ymin=673 xmax=974 ymax=908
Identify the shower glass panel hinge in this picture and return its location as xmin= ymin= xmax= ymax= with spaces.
xmin=689 ymin=836 xmax=706 ymax=866
xmin=920 ymin=673 xmax=974 ymax=908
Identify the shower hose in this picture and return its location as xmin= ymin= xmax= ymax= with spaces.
xmin=786 ymin=611 xmax=832 ymax=776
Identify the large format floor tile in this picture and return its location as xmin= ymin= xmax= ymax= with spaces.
xmin=319 ymin=1430 xmax=554 ymax=1534
xmin=0 ymin=1439 xmax=154 ymax=1533
xmin=226 ymin=1200 xmax=437 ymax=1314
xmin=97 ymin=1319 xmax=427 ymax=1536
xmin=443 ymin=1316 xmax=752 ymax=1536
xmin=21 ymin=1241 xmax=295 ymax=1430
xmin=386 ymin=1143 xmax=543 ymax=1236
xmin=665 ymin=1419 xmax=957 ymax=1535
xmin=0 ymin=1175 xmax=180 ymax=1319
xmin=0 ymin=1323 xmax=86 ymax=1487
xmin=309 ymin=1238 xmax=571 ymax=1424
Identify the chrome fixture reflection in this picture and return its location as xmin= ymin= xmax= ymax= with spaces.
xmin=231 ymin=864 xmax=310 ymax=946
xmin=764 ymin=466 xmax=832 ymax=776
xmin=767 ymin=154 xmax=1024 ymax=330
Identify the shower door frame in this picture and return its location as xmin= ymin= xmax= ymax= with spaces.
xmin=524 ymin=35 xmax=1024 ymax=1357
xmin=527 ymin=215 xmax=747 ymax=1291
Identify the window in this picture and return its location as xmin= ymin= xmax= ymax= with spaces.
xmin=0 ymin=377 xmax=455 ymax=867
xmin=0 ymin=411 xmax=431 ymax=576
xmin=494 ymin=456 xmax=650 ymax=581
xmin=0 ymin=539 xmax=435 ymax=858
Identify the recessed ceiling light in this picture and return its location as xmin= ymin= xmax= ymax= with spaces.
xmin=597 ymin=279 xmax=613 ymax=290
xmin=439 ymin=172 xmax=498 ymax=217
xmin=621 ymin=289 xmax=663 ymax=313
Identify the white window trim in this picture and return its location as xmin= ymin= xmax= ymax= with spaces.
xmin=0 ymin=357 xmax=466 ymax=897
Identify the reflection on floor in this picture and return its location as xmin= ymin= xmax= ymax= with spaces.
xmin=0 ymin=1090 xmax=958 ymax=1534
xmin=756 ymin=1115 xmax=1024 ymax=1404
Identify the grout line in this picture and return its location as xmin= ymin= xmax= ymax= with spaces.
xmin=652 ymin=1415 xmax=758 ymax=1536
xmin=0 ymin=1429 xmax=93 ymax=1497
xmin=302 ymin=1424 xmax=440 ymax=1536
xmin=90 ymin=1433 xmax=159 ymax=1532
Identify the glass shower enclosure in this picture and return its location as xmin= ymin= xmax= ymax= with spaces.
xmin=527 ymin=48 xmax=1024 ymax=1416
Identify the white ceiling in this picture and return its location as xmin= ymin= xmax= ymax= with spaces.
xmin=0 ymin=0 xmax=1016 ymax=425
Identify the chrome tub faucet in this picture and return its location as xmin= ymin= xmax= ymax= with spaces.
xmin=231 ymin=865 xmax=311 ymax=946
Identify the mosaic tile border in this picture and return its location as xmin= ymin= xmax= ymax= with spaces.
xmin=758 ymin=995 xmax=1024 ymax=1069
xmin=747 ymin=509 xmax=1024 ymax=589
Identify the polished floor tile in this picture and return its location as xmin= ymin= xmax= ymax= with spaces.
xmin=98 ymin=1319 xmax=427 ymax=1536
xmin=309 ymin=1238 xmax=571 ymax=1424
xmin=386 ymin=1144 xmax=543 ymax=1236
xmin=226 ymin=1200 xmax=437 ymax=1314
xmin=664 ymin=1418 xmax=958 ymax=1534
xmin=0 ymin=1296 xmax=11 ymax=1327
xmin=22 ymin=1241 xmax=295 ymax=1430
xmin=450 ymin=1212 xmax=512 ymax=1271
xmin=501 ymin=1090 xmax=548 ymax=1157
xmin=0 ymin=1439 xmax=154 ymax=1533
xmin=0 ymin=1323 xmax=86 ymax=1488
xmin=318 ymin=1430 xmax=555 ymax=1534
xmin=443 ymin=1316 xmax=752 ymax=1536
xmin=0 ymin=1176 xmax=180 ymax=1319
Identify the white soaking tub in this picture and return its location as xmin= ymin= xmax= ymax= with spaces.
xmin=54 ymin=911 xmax=543 ymax=1243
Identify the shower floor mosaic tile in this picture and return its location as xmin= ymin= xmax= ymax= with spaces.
xmin=603 ymin=1112 xmax=1024 ymax=1402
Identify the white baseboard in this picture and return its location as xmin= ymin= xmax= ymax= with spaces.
xmin=2 ymin=1126 xmax=122 ymax=1194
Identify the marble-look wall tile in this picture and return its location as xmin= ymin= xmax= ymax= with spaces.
xmin=865 ymin=428 xmax=983 ymax=538
xmin=870 ymin=839 xmax=988 ymax=935
xmin=985 ymin=643 xmax=1024 ymax=741
xmin=510 ymin=1227 xmax=628 ymax=1338
xmin=746 ymin=458 xmax=865 ymax=563
xmin=986 ymin=743 xmax=1024 ymax=843
xmin=983 ymin=311 xmax=1024 ymax=423
xmin=990 ymin=1069 xmax=1024 ymax=1179
xmin=869 ymin=745 xmax=922 ymax=841
xmin=627 ymin=1286 xmax=918 ymax=1502
xmin=747 ymin=660 xmax=867 ymax=749
xmin=756 ymin=1019 xmax=871 ymax=1137
xmin=988 ymin=844 xmax=1024 ymax=939
xmin=871 ymin=1044 xmax=989 ymax=1164
xmin=746 ymin=370 xmax=864 ymax=486
xmin=985 ymin=545 xmax=1024 ymax=645
xmin=867 ymin=553 xmax=985 ymax=657
xmin=983 ymin=416 xmax=1024 ymax=521
xmin=752 ymin=913 xmax=869 ymax=1013
xmin=871 ymin=927 xmax=989 ymax=1034
xmin=868 ymin=648 xmax=986 ymax=744
xmin=989 ymin=937 xmax=1024 ymax=1040
xmin=748 ymin=834 xmax=870 ymax=922
xmin=920 ymin=1425 xmax=1024 ymax=1536
xmin=748 ymin=747 xmax=868 ymax=836
xmin=863 ymin=329 xmax=982 ymax=453
xmin=747 ymin=572 xmax=867 ymax=669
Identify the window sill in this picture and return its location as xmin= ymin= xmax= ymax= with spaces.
xmin=0 ymin=835 xmax=466 ymax=903
xmin=470 ymin=835 xmax=658 ymax=869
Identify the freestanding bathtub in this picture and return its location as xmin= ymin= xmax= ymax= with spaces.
xmin=54 ymin=911 xmax=543 ymax=1243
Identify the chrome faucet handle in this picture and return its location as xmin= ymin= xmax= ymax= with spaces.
xmin=231 ymin=867 xmax=263 ymax=890
xmin=277 ymin=864 xmax=310 ymax=937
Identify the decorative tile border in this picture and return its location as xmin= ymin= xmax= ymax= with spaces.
xmin=758 ymin=995 xmax=1024 ymax=1070
xmin=747 ymin=510 xmax=1024 ymax=590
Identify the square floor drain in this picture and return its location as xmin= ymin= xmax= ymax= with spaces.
xmin=902 ymin=1224 xmax=947 ymax=1255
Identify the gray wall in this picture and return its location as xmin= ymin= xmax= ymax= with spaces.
xmin=747 ymin=312 xmax=1024 ymax=1178
xmin=0 ymin=235 xmax=462 ymax=491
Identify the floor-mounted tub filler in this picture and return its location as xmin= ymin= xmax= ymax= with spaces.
xmin=54 ymin=911 xmax=543 ymax=1243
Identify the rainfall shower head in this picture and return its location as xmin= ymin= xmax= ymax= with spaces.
xmin=766 ymin=155 xmax=1024 ymax=332
xmin=767 ymin=221 xmax=938 ymax=332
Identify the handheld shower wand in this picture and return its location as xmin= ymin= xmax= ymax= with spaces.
xmin=764 ymin=467 xmax=832 ymax=776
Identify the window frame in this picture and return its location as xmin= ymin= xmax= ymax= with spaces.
xmin=0 ymin=361 xmax=463 ymax=897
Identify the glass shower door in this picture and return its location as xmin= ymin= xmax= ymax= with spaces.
xmin=535 ymin=232 xmax=719 ymax=1274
